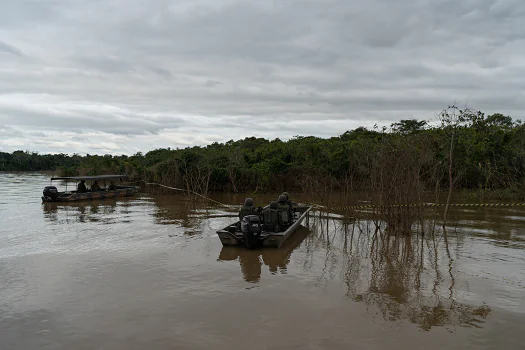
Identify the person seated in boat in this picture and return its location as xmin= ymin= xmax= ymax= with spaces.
xmin=77 ymin=180 xmax=87 ymax=193
xmin=263 ymin=201 xmax=280 ymax=232
xmin=91 ymin=181 xmax=102 ymax=192
xmin=277 ymin=194 xmax=292 ymax=226
xmin=108 ymin=181 xmax=117 ymax=191
xmin=239 ymin=198 xmax=256 ymax=221
xmin=282 ymin=192 xmax=296 ymax=218
xmin=282 ymin=192 xmax=293 ymax=206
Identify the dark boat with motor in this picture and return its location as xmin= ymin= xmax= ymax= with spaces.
xmin=216 ymin=193 xmax=313 ymax=249
xmin=42 ymin=175 xmax=140 ymax=203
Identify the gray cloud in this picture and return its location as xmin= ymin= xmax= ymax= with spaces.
xmin=0 ymin=125 xmax=24 ymax=139
xmin=28 ymin=132 xmax=47 ymax=137
xmin=0 ymin=0 xmax=524 ymax=154
xmin=71 ymin=55 xmax=136 ymax=74
xmin=0 ymin=40 xmax=23 ymax=56
xmin=205 ymin=80 xmax=223 ymax=87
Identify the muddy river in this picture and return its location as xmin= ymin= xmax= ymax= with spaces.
xmin=1 ymin=173 xmax=524 ymax=349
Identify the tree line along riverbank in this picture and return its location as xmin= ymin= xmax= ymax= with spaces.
xmin=2 ymin=107 xmax=525 ymax=202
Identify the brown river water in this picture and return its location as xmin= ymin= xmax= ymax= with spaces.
xmin=1 ymin=173 xmax=524 ymax=349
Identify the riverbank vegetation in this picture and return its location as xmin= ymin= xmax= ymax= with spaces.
xmin=2 ymin=107 xmax=525 ymax=205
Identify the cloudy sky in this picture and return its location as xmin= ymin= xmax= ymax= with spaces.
xmin=1 ymin=0 xmax=524 ymax=155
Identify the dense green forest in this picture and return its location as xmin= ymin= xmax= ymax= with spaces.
xmin=2 ymin=107 xmax=525 ymax=200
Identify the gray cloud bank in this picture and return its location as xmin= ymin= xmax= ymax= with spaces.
xmin=0 ymin=0 xmax=524 ymax=154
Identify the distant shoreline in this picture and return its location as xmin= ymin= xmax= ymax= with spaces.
xmin=2 ymin=109 xmax=524 ymax=199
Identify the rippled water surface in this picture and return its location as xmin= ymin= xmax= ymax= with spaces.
xmin=1 ymin=173 xmax=524 ymax=349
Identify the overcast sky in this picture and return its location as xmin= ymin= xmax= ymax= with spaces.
xmin=1 ymin=0 xmax=524 ymax=155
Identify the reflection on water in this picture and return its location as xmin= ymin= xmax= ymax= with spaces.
xmin=1 ymin=173 xmax=525 ymax=349
xmin=217 ymin=212 xmax=493 ymax=331
xmin=148 ymin=195 xmax=240 ymax=237
xmin=150 ymin=195 xmax=214 ymax=236
xmin=42 ymin=199 xmax=128 ymax=224
xmin=218 ymin=228 xmax=310 ymax=283
xmin=331 ymin=217 xmax=492 ymax=331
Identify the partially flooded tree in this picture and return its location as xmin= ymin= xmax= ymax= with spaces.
xmin=437 ymin=105 xmax=478 ymax=227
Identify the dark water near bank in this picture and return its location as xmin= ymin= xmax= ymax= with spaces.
xmin=1 ymin=173 xmax=524 ymax=349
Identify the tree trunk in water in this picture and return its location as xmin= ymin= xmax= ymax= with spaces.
xmin=443 ymin=131 xmax=454 ymax=228
xmin=227 ymin=168 xmax=238 ymax=193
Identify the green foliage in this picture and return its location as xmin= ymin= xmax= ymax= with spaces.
xmin=2 ymin=109 xmax=524 ymax=194
xmin=391 ymin=119 xmax=427 ymax=134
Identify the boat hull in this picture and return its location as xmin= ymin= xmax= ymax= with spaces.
xmin=42 ymin=187 xmax=139 ymax=203
xmin=217 ymin=205 xmax=313 ymax=248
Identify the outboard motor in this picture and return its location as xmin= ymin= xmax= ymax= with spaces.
xmin=241 ymin=214 xmax=262 ymax=249
xmin=42 ymin=186 xmax=59 ymax=202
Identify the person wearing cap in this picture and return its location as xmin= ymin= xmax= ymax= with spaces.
xmin=77 ymin=180 xmax=87 ymax=193
xmin=91 ymin=181 xmax=101 ymax=192
xmin=282 ymin=192 xmax=292 ymax=206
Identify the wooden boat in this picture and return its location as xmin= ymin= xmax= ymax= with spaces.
xmin=41 ymin=175 xmax=140 ymax=203
xmin=216 ymin=199 xmax=313 ymax=248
